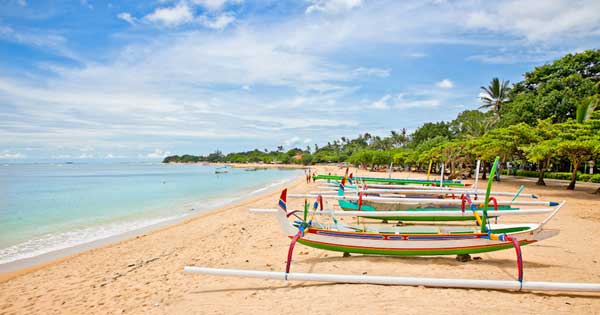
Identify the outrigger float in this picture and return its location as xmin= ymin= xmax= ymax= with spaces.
xmin=185 ymin=158 xmax=600 ymax=293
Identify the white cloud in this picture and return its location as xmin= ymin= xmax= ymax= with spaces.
xmin=284 ymin=136 xmax=313 ymax=147
xmin=371 ymin=94 xmax=391 ymax=109
xmin=2 ymin=0 xmax=599 ymax=159
xmin=105 ymin=153 xmax=127 ymax=159
xmin=17 ymin=0 xmax=27 ymax=6
xmin=78 ymin=153 xmax=94 ymax=159
xmin=198 ymin=12 xmax=235 ymax=29
xmin=192 ymin=0 xmax=240 ymax=11
xmin=306 ymin=0 xmax=363 ymax=14
xmin=370 ymin=87 xmax=458 ymax=111
xmin=117 ymin=12 xmax=136 ymax=25
xmin=465 ymin=0 xmax=600 ymax=41
xmin=0 ymin=25 xmax=66 ymax=49
xmin=146 ymin=149 xmax=171 ymax=159
xmin=80 ymin=0 xmax=93 ymax=9
xmin=395 ymin=97 xmax=440 ymax=110
xmin=352 ymin=67 xmax=390 ymax=78
xmin=406 ymin=52 xmax=427 ymax=58
xmin=435 ymin=79 xmax=453 ymax=89
xmin=144 ymin=3 xmax=194 ymax=27
xmin=0 ymin=151 xmax=25 ymax=159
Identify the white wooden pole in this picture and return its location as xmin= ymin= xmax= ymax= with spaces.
xmin=249 ymin=208 xmax=554 ymax=217
xmin=288 ymin=194 xmax=559 ymax=207
xmin=312 ymin=188 xmax=538 ymax=199
xmin=184 ymin=267 xmax=600 ymax=293
xmin=474 ymin=160 xmax=481 ymax=192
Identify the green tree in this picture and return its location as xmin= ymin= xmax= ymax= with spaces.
xmin=522 ymin=119 xmax=560 ymax=185
xmin=557 ymin=139 xmax=600 ymax=189
xmin=576 ymin=95 xmax=599 ymax=123
xmin=554 ymin=121 xmax=600 ymax=189
xmin=410 ymin=122 xmax=454 ymax=147
xmin=451 ymin=110 xmax=495 ymax=138
xmin=502 ymin=50 xmax=600 ymax=125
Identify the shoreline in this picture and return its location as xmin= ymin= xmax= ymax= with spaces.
xmin=0 ymin=170 xmax=304 ymax=282
xmin=165 ymin=161 xmax=311 ymax=169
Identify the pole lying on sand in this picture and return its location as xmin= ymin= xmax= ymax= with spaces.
xmin=184 ymin=266 xmax=600 ymax=293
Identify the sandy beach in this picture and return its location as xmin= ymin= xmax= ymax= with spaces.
xmin=1 ymin=164 xmax=599 ymax=314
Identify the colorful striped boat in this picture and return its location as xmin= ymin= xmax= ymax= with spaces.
xmin=290 ymin=179 xmax=558 ymax=221
xmin=275 ymin=189 xmax=563 ymax=256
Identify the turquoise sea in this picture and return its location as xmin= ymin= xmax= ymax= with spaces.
xmin=0 ymin=163 xmax=301 ymax=266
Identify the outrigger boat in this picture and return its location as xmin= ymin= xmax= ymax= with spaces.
xmin=295 ymin=159 xmax=557 ymax=220
xmin=251 ymin=207 xmax=555 ymax=219
xmin=272 ymin=189 xmax=562 ymax=257
xmin=277 ymin=159 xmax=562 ymax=258
xmin=314 ymin=184 xmax=538 ymax=199
xmin=312 ymin=174 xmax=466 ymax=187
xmin=317 ymin=161 xmax=535 ymax=200
xmin=185 ymin=193 xmax=599 ymax=292
xmin=289 ymin=181 xmax=558 ymax=221
xmin=185 ymin=158 xmax=600 ymax=293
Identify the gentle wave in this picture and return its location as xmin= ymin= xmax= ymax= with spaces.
xmin=0 ymin=215 xmax=186 ymax=265
xmin=249 ymin=178 xmax=293 ymax=195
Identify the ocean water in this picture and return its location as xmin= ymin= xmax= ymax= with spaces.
xmin=0 ymin=163 xmax=301 ymax=265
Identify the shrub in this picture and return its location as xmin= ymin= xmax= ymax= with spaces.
xmin=545 ymin=172 xmax=573 ymax=180
xmin=578 ymin=174 xmax=592 ymax=182
xmin=591 ymin=174 xmax=600 ymax=183
xmin=515 ymin=170 xmax=539 ymax=177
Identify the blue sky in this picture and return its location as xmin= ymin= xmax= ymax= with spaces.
xmin=1 ymin=0 xmax=599 ymax=161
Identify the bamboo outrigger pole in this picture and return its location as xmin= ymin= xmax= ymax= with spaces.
xmin=184 ymin=267 xmax=600 ymax=293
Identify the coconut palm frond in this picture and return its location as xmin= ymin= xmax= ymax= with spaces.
xmin=480 ymin=78 xmax=511 ymax=115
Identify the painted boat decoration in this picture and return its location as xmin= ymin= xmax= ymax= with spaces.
xmin=290 ymin=179 xmax=558 ymax=221
xmin=250 ymin=207 xmax=556 ymax=220
xmin=274 ymin=189 xmax=563 ymax=257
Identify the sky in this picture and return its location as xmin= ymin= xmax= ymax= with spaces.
xmin=1 ymin=0 xmax=600 ymax=161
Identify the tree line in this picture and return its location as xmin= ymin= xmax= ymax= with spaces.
xmin=164 ymin=50 xmax=600 ymax=190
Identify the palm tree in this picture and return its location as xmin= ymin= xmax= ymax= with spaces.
xmin=480 ymin=78 xmax=511 ymax=115
xmin=576 ymin=95 xmax=598 ymax=123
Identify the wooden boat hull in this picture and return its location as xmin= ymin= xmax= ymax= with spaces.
xmin=292 ymin=225 xmax=557 ymax=256
xmin=275 ymin=189 xmax=562 ymax=257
